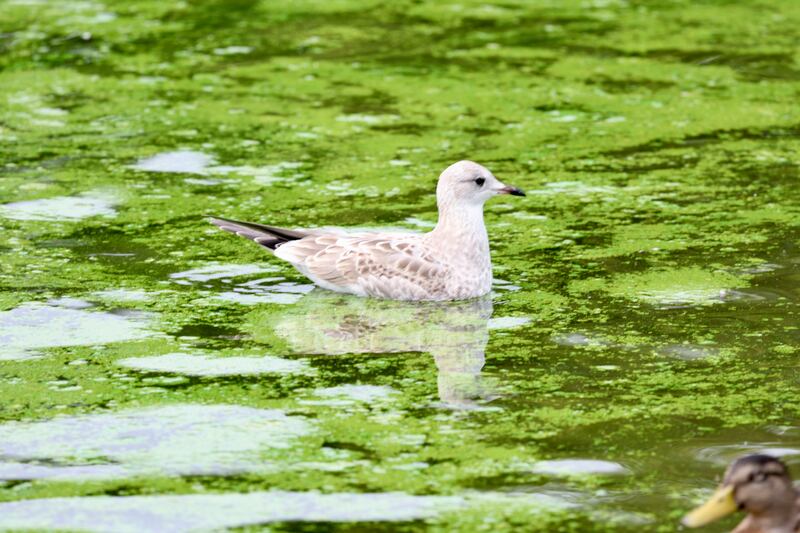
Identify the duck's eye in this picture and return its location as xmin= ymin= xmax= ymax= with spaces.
xmin=475 ymin=177 xmax=485 ymax=187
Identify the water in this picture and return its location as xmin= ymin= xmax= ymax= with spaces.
xmin=1 ymin=1 xmax=799 ymax=531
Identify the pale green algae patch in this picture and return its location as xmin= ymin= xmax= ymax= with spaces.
xmin=0 ymin=0 xmax=800 ymax=531
xmin=572 ymin=267 xmax=750 ymax=307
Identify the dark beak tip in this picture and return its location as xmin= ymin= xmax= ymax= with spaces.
xmin=497 ymin=185 xmax=525 ymax=196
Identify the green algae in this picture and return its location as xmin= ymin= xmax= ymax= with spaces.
xmin=1 ymin=0 xmax=800 ymax=531
xmin=571 ymin=267 xmax=750 ymax=306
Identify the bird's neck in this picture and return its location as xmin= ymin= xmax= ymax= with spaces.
xmin=743 ymin=491 xmax=800 ymax=533
xmin=429 ymin=202 xmax=489 ymax=255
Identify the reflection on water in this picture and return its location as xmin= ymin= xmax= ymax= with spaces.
xmin=0 ymin=491 xmax=461 ymax=532
xmin=133 ymin=150 xmax=306 ymax=185
xmin=0 ymin=300 xmax=152 ymax=360
xmin=657 ymin=343 xmax=718 ymax=360
xmin=171 ymin=262 xmax=314 ymax=305
xmin=306 ymin=384 xmax=399 ymax=406
xmin=260 ymin=291 xmax=496 ymax=408
xmin=214 ymin=279 xmax=315 ymax=305
xmin=531 ymin=459 xmax=630 ymax=477
xmin=133 ymin=150 xmax=215 ymax=174
xmin=118 ymin=353 xmax=314 ymax=377
xmin=3 ymin=0 xmax=800 ymax=528
xmin=0 ymin=404 xmax=313 ymax=480
xmin=0 ymin=488 xmax=599 ymax=532
xmin=92 ymin=288 xmax=154 ymax=303
xmin=487 ymin=316 xmax=531 ymax=329
xmin=170 ymin=262 xmax=280 ymax=284
xmin=0 ymin=191 xmax=118 ymax=221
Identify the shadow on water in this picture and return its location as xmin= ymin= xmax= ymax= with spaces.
xmin=252 ymin=290 xmax=497 ymax=408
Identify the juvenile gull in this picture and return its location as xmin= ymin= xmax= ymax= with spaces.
xmin=208 ymin=160 xmax=524 ymax=301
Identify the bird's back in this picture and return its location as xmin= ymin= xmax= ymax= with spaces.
xmin=275 ymin=230 xmax=464 ymax=300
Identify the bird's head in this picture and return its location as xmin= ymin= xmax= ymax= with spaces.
xmin=436 ymin=160 xmax=524 ymax=210
xmin=683 ymin=454 xmax=796 ymax=528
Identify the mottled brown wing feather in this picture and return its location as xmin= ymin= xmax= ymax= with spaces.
xmin=301 ymin=237 xmax=447 ymax=298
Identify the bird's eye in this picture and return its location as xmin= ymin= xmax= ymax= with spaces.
xmin=475 ymin=177 xmax=485 ymax=187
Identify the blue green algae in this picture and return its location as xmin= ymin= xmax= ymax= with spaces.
xmin=1 ymin=0 xmax=800 ymax=531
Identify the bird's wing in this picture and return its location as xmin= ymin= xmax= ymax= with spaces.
xmin=208 ymin=216 xmax=312 ymax=251
xmin=275 ymin=233 xmax=448 ymax=299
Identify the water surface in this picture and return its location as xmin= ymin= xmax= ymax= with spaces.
xmin=1 ymin=1 xmax=799 ymax=531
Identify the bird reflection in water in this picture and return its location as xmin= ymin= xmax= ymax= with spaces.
xmin=260 ymin=291 xmax=498 ymax=408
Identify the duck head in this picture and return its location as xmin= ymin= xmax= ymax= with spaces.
xmin=683 ymin=454 xmax=798 ymax=530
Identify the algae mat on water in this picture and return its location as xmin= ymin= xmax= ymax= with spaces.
xmin=1 ymin=0 xmax=800 ymax=531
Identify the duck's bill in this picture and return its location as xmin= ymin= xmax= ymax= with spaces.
xmin=496 ymin=185 xmax=525 ymax=196
xmin=681 ymin=485 xmax=737 ymax=528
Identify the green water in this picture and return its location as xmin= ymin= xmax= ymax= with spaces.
xmin=1 ymin=0 xmax=799 ymax=530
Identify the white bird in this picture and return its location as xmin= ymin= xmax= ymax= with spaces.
xmin=208 ymin=160 xmax=524 ymax=301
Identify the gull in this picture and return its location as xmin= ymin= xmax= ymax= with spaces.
xmin=208 ymin=160 xmax=524 ymax=301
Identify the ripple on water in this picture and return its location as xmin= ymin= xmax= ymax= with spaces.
xmin=646 ymin=290 xmax=729 ymax=308
xmin=0 ymin=191 xmax=117 ymax=221
xmin=0 ymin=491 xmax=461 ymax=532
xmin=117 ymin=353 xmax=313 ymax=377
xmin=170 ymin=263 xmax=279 ymax=284
xmin=0 ymin=404 xmax=312 ymax=481
xmin=0 ymin=301 xmax=151 ymax=360
xmin=717 ymin=288 xmax=778 ymax=302
xmin=767 ymin=426 xmax=800 ymax=437
xmin=214 ymin=280 xmax=315 ymax=305
xmin=171 ymin=263 xmax=315 ymax=304
xmin=739 ymin=263 xmax=783 ymax=275
xmin=696 ymin=444 xmax=800 ymax=465
xmin=552 ymin=332 xmax=607 ymax=347
xmin=582 ymin=267 xmax=749 ymax=308
xmin=492 ymin=278 xmax=522 ymax=291
xmin=658 ymin=343 xmax=718 ymax=360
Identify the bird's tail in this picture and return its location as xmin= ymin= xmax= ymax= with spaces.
xmin=207 ymin=215 xmax=308 ymax=251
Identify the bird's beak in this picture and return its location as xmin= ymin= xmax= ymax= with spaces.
xmin=682 ymin=485 xmax=737 ymax=528
xmin=495 ymin=185 xmax=525 ymax=197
